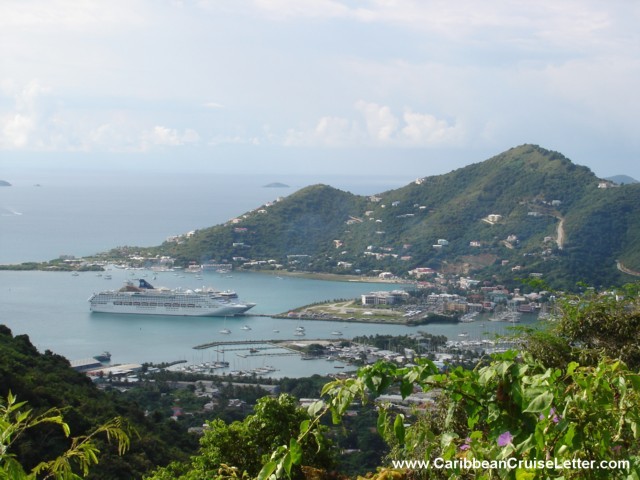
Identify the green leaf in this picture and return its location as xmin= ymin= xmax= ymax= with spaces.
xmin=307 ymin=400 xmax=324 ymax=417
xmin=400 ymin=380 xmax=413 ymax=399
xmin=515 ymin=468 xmax=537 ymax=480
xmin=282 ymin=452 xmax=292 ymax=476
xmin=394 ymin=414 xmax=405 ymax=445
xmin=377 ymin=408 xmax=388 ymax=436
xmin=628 ymin=374 xmax=640 ymax=391
xmin=566 ymin=361 xmax=580 ymax=376
xmin=524 ymin=391 xmax=553 ymax=413
xmin=289 ymin=438 xmax=303 ymax=465
xmin=257 ymin=461 xmax=277 ymax=480
xmin=299 ymin=419 xmax=310 ymax=434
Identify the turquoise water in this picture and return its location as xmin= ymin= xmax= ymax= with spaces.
xmin=0 ymin=267 xmax=536 ymax=378
xmin=0 ymin=268 xmax=414 ymax=377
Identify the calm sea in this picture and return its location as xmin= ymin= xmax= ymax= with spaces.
xmin=0 ymin=172 xmax=411 ymax=265
xmin=0 ymin=172 xmax=534 ymax=377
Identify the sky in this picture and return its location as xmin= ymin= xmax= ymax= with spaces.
xmin=1 ymin=0 xmax=639 ymax=180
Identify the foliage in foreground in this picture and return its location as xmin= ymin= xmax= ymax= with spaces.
xmin=0 ymin=392 xmax=130 ymax=479
xmin=0 ymin=325 xmax=198 ymax=478
xmin=144 ymin=284 xmax=640 ymax=480
xmin=146 ymin=394 xmax=334 ymax=480
xmin=523 ymin=282 xmax=640 ymax=370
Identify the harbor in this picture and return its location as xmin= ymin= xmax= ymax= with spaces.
xmin=1 ymin=267 xmax=539 ymax=378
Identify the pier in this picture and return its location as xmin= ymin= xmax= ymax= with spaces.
xmin=192 ymin=338 xmax=337 ymax=350
xmin=194 ymin=339 xmax=282 ymax=350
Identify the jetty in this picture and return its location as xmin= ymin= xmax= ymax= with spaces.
xmin=194 ymin=339 xmax=282 ymax=350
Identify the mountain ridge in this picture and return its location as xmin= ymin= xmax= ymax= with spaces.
xmin=141 ymin=145 xmax=640 ymax=290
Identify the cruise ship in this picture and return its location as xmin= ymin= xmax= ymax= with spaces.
xmin=88 ymin=279 xmax=255 ymax=317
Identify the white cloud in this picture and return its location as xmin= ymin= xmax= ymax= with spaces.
xmin=401 ymin=109 xmax=463 ymax=145
xmin=0 ymin=81 xmax=206 ymax=152
xmin=142 ymin=126 xmax=201 ymax=149
xmin=284 ymin=116 xmax=361 ymax=147
xmin=285 ymin=101 xmax=463 ymax=148
xmin=0 ymin=80 xmax=50 ymax=149
xmin=355 ymin=101 xmax=398 ymax=142
xmin=2 ymin=114 xmax=34 ymax=148
xmin=0 ymin=1 xmax=638 ymax=177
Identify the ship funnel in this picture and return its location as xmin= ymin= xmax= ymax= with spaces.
xmin=138 ymin=279 xmax=155 ymax=289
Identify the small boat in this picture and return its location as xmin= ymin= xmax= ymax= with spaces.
xmin=241 ymin=325 xmax=252 ymax=330
xmin=272 ymin=329 xmax=280 ymax=333
xmin=331 ymin=331 xmax=343 ymax=336
xmin=249 ymin=348 xmax=259 ymax=354
xmin=458 ymin=332 xmax=469 ymax=337
xmin=219 ymin=328 xmax=231 ymax=335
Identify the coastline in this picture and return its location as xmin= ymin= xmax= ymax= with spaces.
xmin=253 ymin=269 xmax=412 ymax=284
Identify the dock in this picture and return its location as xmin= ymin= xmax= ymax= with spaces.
xmin=194 ymin=339 xmax=281 ymax=350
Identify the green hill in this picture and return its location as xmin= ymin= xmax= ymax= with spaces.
xmin=0 ymin=325 xmax=196 ymax=478
xmin=148 ymin=145 xmax=640 ymax=290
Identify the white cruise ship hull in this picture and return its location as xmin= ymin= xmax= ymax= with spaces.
xmin=88 ymin=281 xmax=255 ymax=317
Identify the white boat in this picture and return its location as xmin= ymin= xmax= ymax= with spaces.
xmin=331 ymin=331 xmax=343 ymax=336
xmin=88 ymin=279 xmax=255 ymax=317
xmin=460 ymin=312 xmax=478 ymax=323
xmin=241 ymin=325 xmax=252 ymax=330
xmin=219 ymin=328 xmax=231 ymax=334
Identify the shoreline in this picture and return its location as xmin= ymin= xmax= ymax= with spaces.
xmin=252 ymin=269 xmax=413 ymax=284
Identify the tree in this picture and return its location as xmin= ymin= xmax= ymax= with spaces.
xmin=146 ymin=394 xmax=334 ymax=480
xmin=0 ymin=392 xmax=130 ymax=479
xmin=522 ymin=282 xmax=640 ymax=369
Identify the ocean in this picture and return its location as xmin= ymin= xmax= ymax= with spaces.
xmin=0 ymin=171 xmax=534 ymax=377
xmin=0 ymin=171 xmax=411 ymax=265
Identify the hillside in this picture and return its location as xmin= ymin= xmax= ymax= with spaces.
xmin=148 ymin=145 xmax=640 ymax=290
xmin=0 ymin=325 xmax=196 ymax=478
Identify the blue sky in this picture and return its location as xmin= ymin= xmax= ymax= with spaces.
xmin=1 ymin=0 xmax=639 ymax=179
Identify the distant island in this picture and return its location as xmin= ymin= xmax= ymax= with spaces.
xmin=263 ymin=182 xmax=290 ymax=188
xmin=0 ymin=180 xmax=11 ymax=186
